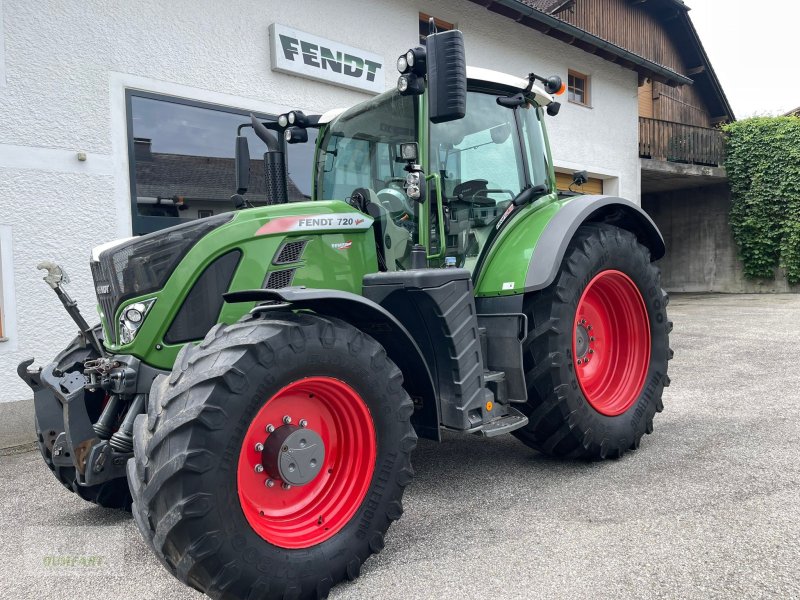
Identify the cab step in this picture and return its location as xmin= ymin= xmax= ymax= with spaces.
xmin=479 ymin=406 xmax=528 ymax=438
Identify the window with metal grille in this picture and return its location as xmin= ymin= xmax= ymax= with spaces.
xmin=273 ymin=240 xmax=307 ymax=265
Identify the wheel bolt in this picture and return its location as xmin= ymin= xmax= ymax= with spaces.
xmin=577 ymin=358 xmax=583 ymax=365
xmin=590 ymin=336 xmax=595 ymax=342
xmin=283 ymin=415 xmax=292 ymax=425
xmin=588 ymin=349 xmax=594 ymax=354
xmin=255 ymin=442 xmax=264 ymax=452
xmin=580 ymin=319 xmax=586 ymax=325
xmin=265 ymin=479 xmax=275 ymax=488
xmin=587 ymin=325 xmax=593 ymax=330
xmin=282 ymin=483 xmax=291 ymax=490
xmin=255 ymin=464 xmax=264 ymax=473
xmin=299 ymin=419 xmax=308 ymax=428
xmin=266 ymin=424 xmax=275 ymax=433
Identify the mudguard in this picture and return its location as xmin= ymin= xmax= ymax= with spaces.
xmin=225 ymin=287 xmax=441 ymax=441
xmin=525 ymin=195 xmax=665 ymax=292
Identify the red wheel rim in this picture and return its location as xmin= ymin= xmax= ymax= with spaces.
xmin=573 ymin=270 xmax=650 ymax=416
xmin=237 ymin=377 xmax=377 ymax=549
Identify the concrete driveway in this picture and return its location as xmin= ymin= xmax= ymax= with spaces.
xmin=2 ymin=293 xmax=799 ymax=599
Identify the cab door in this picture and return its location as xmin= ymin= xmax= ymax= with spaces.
xmin=427 ymin=89 xmax=528 ymax=271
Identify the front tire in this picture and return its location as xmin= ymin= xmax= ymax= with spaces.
xmin=128 ymin=311 xmax=416 ymax=599
xmin=513 ymin=224 xmax=673 ymax=459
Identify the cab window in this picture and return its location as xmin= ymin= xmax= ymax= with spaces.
xmin=429 ymin=91 xmax=526 ymax=271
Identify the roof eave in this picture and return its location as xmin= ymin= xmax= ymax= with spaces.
xmin=471 ymin=0 xmax=693 ymax=86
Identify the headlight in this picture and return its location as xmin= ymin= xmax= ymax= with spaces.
xmin=119 ymin=298 xmax=156 ymax=344
xmin=397 ymin=55 xmax=409 ymax=73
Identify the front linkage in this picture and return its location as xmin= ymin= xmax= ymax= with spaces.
xmin=19 ymin=263 xmax=163 ymax=497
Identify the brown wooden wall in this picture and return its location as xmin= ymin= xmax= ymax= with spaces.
xmin=553 ymin=0 xmax=712 ymax=126
xmin=651 ymin=80 xmax=711 ymax=127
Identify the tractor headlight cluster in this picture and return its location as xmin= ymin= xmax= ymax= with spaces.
xmin=404 ymin=170 xmax=421 ymax=201
xmin=277 ymin=111 xmax=310 ymax=144
xmin=397 ymin=46 xmax=427 ymax=96
xmin=119 ymin=298 xmax=156 ymax=345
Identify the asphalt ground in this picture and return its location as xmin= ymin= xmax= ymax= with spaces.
xmin=2 ymin=293 xmax=799 ymax=600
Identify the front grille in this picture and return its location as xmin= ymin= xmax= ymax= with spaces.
xmin=91 ymin=261 xmax=118 ymax=344
xmin=264 ymin=268 xmax=296 ymax=289
xmin=273 ymin=240 xmax=307 ymax=265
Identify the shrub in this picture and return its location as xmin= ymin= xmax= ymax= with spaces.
xmin=723 ymin=116 xmax=800 ymax=283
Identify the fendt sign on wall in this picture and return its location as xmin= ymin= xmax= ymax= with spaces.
xmin=269 ymin=24 xmax=384 ymax=94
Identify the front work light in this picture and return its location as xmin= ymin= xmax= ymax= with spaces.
xmin=397 ymin=55 xmax=409 ymax=74
xmin=405 ymin=47 xmax=426 ymax=75
xmin=284 ymin=126 xmax=308 ymax=144
xmin=277 ymin=114 xmax=289 ymax=128
xmin=287 ymin=110 xmax=309 ymax=127
xmin=399 ymin=142 xmax=418 ymax=161
xmin=397 ymin=73 xmax=425 ymax=96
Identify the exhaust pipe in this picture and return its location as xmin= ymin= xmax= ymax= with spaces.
xmin=250 ymin=114 xmax=288 ymax=205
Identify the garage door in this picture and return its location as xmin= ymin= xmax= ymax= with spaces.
xmin=555 ymin=172 xmax=603 ymax=195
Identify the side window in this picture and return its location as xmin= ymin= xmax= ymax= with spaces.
xmin=430 ymin=92 xmax=526 ymax=271
xmin=127 ymin=92 xmax=316 ymax=235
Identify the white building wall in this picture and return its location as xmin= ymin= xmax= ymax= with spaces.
xmin=0 ymin=0 xmax=639 ymax=406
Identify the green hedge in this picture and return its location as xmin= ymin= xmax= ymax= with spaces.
xmin=724 ymin=116 xmax=800 ymax=283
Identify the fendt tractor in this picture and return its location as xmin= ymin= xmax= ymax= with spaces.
xmin=20 ymin=26 xmax=671 ymax=599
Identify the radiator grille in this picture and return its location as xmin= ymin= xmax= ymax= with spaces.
xmin=91 ymin=261 xmax=118 ymax=344
xmin=264 ymin=268 xmax=296 ymax=289
xmin=273 ymin=240 xmax=307 ymax=265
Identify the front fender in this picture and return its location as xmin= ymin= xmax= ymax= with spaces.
xmin=225 ymin=287 xmax=440 ymax=441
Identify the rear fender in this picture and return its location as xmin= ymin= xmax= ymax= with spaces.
xmin=225 ymin=288 xmax=440 ymax=441
xmin=525 ymin=195 xmax=665 ymax=292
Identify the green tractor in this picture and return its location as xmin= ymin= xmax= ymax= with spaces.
xmin=19 ymin=28 xmax=671 ymax=600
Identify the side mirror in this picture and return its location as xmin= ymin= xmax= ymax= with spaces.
xmin=234 ymin=135 xmax=250 ymax=194
xmin=426 ymin=29 xmax=466 ymax=124
xmin=572 ymin=170 xmax=589 ymax=187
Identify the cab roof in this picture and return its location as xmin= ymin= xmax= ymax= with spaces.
xmin=317 ymin=66 xmax=556 ymax=125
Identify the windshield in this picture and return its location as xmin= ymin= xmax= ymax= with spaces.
xmin=315 ymin=91 xmax=417 ymax=201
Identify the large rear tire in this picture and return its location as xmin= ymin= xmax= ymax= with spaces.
xmin=513 ymin=224 xmax=673 ymax=459
xmin=35 ymin=327 xmax=132 ymax=509
xmin=128 ymin=311 xmax=416 ymax=599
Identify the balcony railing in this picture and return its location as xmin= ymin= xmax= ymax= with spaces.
xmin=639 ymin=117 xmax=725 ymax=167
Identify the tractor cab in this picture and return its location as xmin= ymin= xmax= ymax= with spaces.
xmin=301 ymin=67 xmax=558 ymax=276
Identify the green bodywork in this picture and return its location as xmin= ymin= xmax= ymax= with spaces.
xmin=104 ymin=201 xmax=378 ymax=370
xmin=101 ymin=86 xmax=574 ymax=367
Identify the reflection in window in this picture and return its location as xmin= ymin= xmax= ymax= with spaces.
xmin=127 ymin=93 xmax=317 ymax=234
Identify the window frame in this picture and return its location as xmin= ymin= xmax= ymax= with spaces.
xmin=0 ymin=224 xmax=17 ymax=349
xmin=125 ymin=90 xmax=279 ymax=235
xmin=419 ymin=12 xmax=455 ymax=43
xmin=567 ymin=69 xmax=591 ymax=107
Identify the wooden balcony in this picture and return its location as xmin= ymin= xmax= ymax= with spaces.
xmin=639 ymin=117 xmax=725 ymax=167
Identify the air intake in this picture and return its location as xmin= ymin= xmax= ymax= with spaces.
xmin=264 ymin=268 xmax=296 ymax=289
xmin=273 ymin=240 xmax=307 ymax=265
